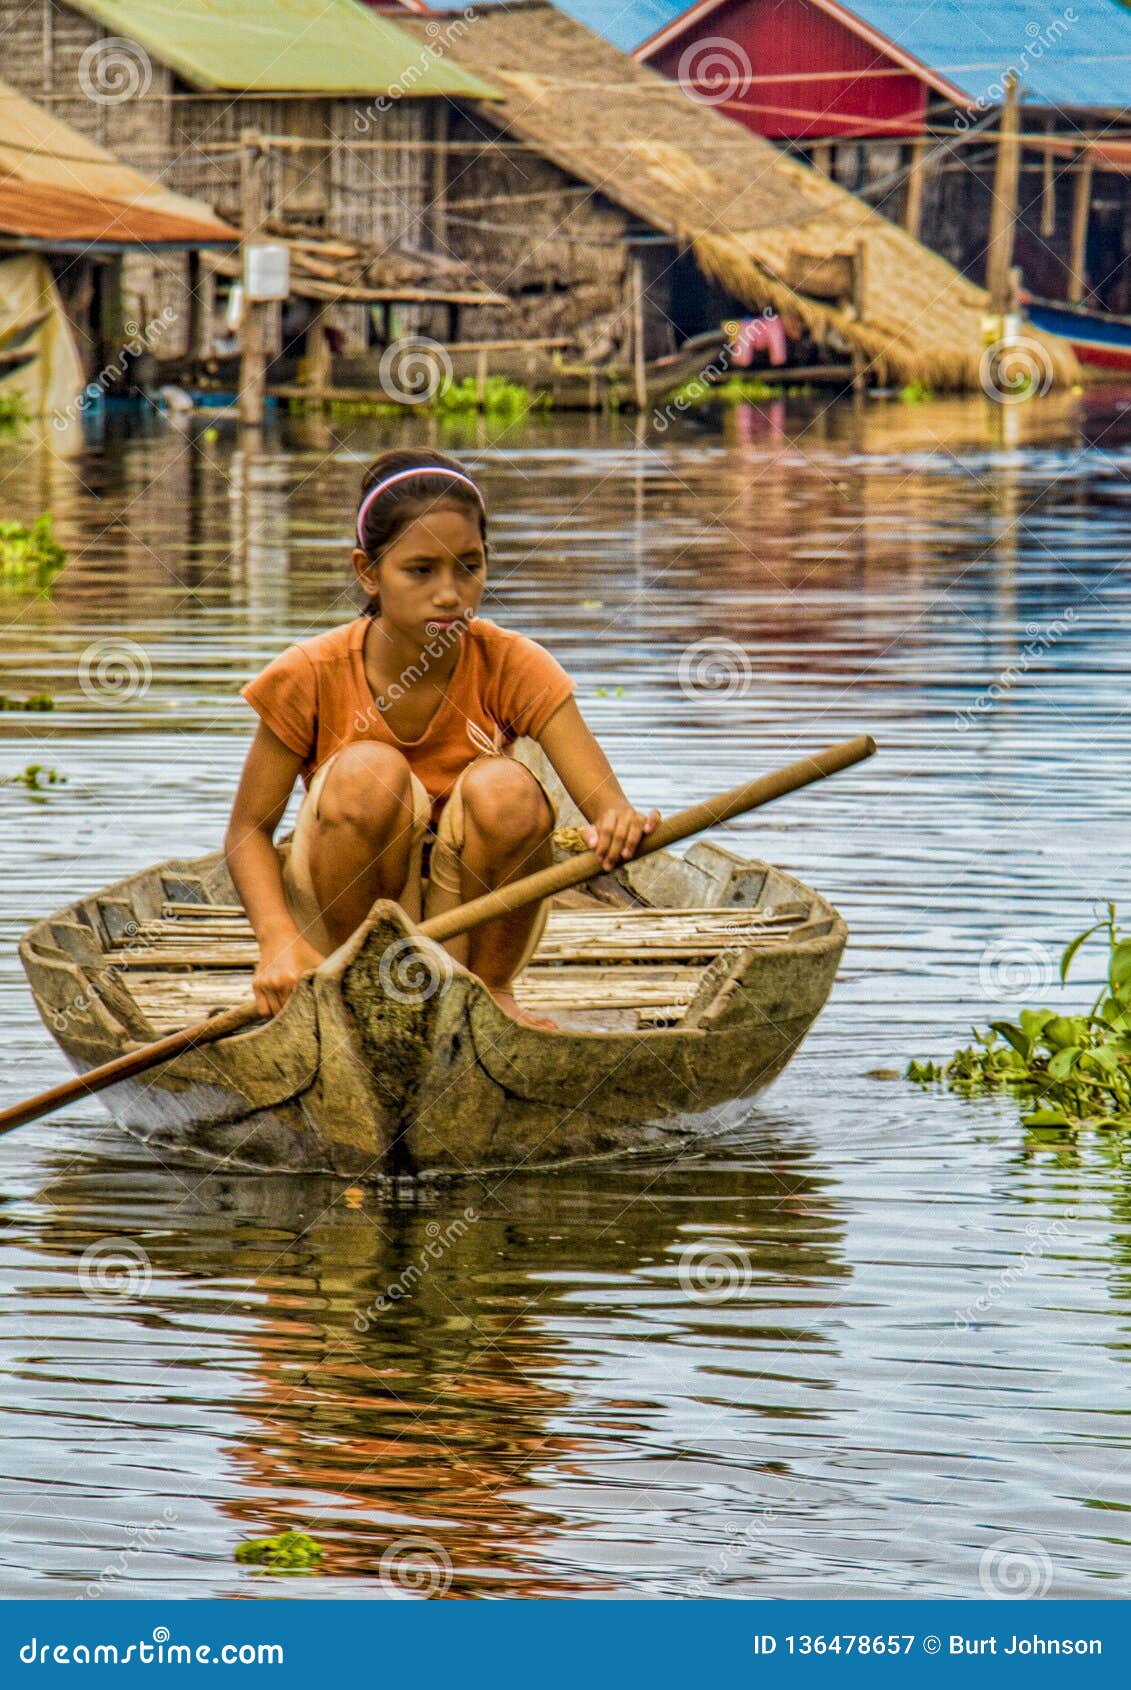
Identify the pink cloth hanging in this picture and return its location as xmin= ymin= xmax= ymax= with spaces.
xmin=730 ymin=313 xmax=788 ymax=367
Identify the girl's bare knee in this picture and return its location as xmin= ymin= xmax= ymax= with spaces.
xmin=461 ymin=758 xmax=552 ymax=844
xmin=315 ymin=743 xmax=414 ymax=835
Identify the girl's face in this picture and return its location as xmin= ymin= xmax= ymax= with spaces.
xmin=354 ymin=504 xmax=486 ymax=646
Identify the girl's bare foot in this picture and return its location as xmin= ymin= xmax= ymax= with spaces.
xmin=486 ymin=984 xmax=558 ymax=1030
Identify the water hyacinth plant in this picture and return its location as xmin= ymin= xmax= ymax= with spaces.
xmin=908 ymin=905 xmax=1131 ymax=1129
xmin=0 ymin=514 xmax=66 ymax=590
xmin=234 ymin=1530 xmax=324 ymax=1572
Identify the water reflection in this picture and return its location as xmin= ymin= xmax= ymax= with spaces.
xmin=2 ymin=392 xmax=1131 ymax=1595
xmin=21 ymin=1135 xmax=846 ymax=1596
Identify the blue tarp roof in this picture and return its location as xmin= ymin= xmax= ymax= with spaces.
xmin=452 ymin=0 xmax=1131 ymax=107
xmin=834 ymin=0 xmax=1131 ymax=108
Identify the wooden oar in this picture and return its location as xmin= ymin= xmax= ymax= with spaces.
xmin=0 ymin=733 xmax=875 ymax=1136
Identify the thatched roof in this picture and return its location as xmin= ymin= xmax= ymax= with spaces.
xmin=403 ymin=1 xmax=1078 ymax=390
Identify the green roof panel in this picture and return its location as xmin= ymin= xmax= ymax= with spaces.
xmin=65 ymin=0 xmax=504 ymax=96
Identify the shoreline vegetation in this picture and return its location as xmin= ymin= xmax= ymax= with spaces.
xmin=908 ymin=906 xmax=1131 ymax=1131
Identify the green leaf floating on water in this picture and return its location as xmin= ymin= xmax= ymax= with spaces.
xmin=908 ymin=907 xmax=1131 ymax=1132
xmin=234 ymin=1530 xmax=324 ymax=1572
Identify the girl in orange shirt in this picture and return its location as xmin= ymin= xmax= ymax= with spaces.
xmin=227 ymin=446 xmax=659 ymax=1027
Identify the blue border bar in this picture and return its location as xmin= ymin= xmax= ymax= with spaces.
xmin=1 ymin=1601 xmax=1125 ymax=1685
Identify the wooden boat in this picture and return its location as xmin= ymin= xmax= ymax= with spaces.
xmin=19 ymin=749 xmax=846 ymax=1179
xmin=1023 ymin=294 xmax=1131 ymax=375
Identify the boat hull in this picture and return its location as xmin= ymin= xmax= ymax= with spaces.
xmin=19 ymin=791 xmax=847 ymax=1178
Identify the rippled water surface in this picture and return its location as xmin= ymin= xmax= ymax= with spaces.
xmin=2 ymin=394 xmax=1131 ymax=1598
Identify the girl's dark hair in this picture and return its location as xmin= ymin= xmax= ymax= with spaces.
xmin=355 ymin=447 xmax=488 ymax=616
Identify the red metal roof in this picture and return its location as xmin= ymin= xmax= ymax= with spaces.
xmin=0 ymin=79 xmax=235 ymax=247
xmin=0 ymin=178 xmax=234 ymax=245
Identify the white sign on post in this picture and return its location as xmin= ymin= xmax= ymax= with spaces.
xmin=243 ymin=242 xmax=290 ymax=302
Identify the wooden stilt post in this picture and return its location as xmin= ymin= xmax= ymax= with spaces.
xmin=631 ymin=254 xmax=647 ymax=412
xmin=475 ymin=344 xmax=488 ymax=408
xmin=1067 ymin=148 xmax=1094 ymax=304
xmin=851 ymin=236 xmax=869 ymax=392
xmin=1041 ymin=117 xmax=1056 ymax=237
xmin=986 ymin=73 xmax=1021 ymax=315
xmin=903 ymin=135 xmax=928 ymax=239
xmin=238 ymin=129 xmax=267 ymax=429
xmin=305 ymin=306 xmax=331 ymax=407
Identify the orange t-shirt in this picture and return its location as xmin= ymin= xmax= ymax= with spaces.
xmin=240 ymin=616 xmax=575 ymax=816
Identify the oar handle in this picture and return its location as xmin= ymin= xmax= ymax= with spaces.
xmin=0 ymin=734 xmax=875 ymax=1138
xmin=419 ymin=733 xmax=876 ymax=943
xmin=0 ymin=1001 xmax=261 ymax=1137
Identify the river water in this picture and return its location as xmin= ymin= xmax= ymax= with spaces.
xmin=1 ymin=392 xmax=1130 ymax=1599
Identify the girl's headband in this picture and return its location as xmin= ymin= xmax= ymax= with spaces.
xmin=355 ymin=466 xmax=485 ymax=549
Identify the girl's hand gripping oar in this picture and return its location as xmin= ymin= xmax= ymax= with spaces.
xmin=0 ymin=734 xmax=875 ymax=1137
